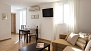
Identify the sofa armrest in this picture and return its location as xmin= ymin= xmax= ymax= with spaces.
xmin=59 ymin=34 xmax=67 ymax=39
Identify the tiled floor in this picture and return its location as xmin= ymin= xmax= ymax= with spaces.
xmin=0 ymin=34 xmax=52 ymax=51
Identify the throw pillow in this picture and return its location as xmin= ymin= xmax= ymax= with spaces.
xmin=76 ymin=37 xmax=88 ymax=49
xmin=88 ymin=35 xmax=91 ymax=41
xmin=63 ymin=46 xmax=83 ymax=51
xmin=77 ymin=37 xmax=87 ymax=44
xmin=76 ymin=41 xmax=86 ymax=49
xmin=85 ymin=40 xmax=91 ymax=51
xmin=67 ymin=33 xmax=79 ymax=45
xmin=79 ymin=32 xmax=87 ymax=38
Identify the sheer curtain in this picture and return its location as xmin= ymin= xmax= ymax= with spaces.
xmin=53 ymin=0 xmax=76 ymax=40
xmin=64 ymin=0 xmax=75 ymax=32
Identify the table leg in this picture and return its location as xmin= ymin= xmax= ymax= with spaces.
xmin=19 ymin=30 xmax=20 ymax=41
xmin=36 ymin=29 xmax=38 ymax=42
xmin=48 ymin=45 xmax=50 ymax=51
xmin=36 ymin=35 xmax=38 ymax=42
xmin=26 ymin=32 xmax=28 ymax=43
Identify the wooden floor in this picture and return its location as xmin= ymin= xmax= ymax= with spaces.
xmin=0 ymin=34 xmax=52 ymax=51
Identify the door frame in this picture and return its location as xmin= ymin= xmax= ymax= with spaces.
xmin=11 ymin=13 xmax=16 ymax=34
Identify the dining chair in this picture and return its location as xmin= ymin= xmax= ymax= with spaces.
xmin=19 ymin=30 xmax=26 ymax=40
xmin=29 ymin=28 xmax=36 ymax=42
xmin=29 ymin=26 xmax=38 ymax=42
xmin=20 ymin=25 xmax=27 ymax=41
xmin=21 ymin=25 xmax=26 ymax=29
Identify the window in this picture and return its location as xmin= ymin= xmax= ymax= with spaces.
xmin=54 ymin=2 xmax=74 ymax=26
xmin=54 ymin=1 xmax=75 ymax=32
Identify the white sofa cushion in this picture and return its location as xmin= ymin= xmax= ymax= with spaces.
xmin=76 ymin=41 xmax=86 ymax=49
xmin=79 ymin=32 xmax=87 ymax=38
xmin=67 ymin=33 xmax=79 ymax=45
xmin=85 ymin=40 xmax=91 ymax=51
xmin=76 ymin=37 xmax=88 ymax=49
xmin=77 ymin=38 xmax=87 ymax=43
xmin=63 ymin=46 xmax=83 ymax=51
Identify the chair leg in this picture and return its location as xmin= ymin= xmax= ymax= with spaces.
xmin=24 ymin=34 xmax=26 ymax=41
xmin=20 ymin=35 xmax=22 ymax=39
xmin=35 ymin=35 xmax=38 ymax=42
xmin=29 ymin=36 xmax=31 ymax=42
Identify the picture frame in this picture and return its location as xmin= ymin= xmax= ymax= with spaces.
xmin=35 ymin=14 xmax=39 ymax=19
xmin=31 ymin=15 xmax=35 ymax=19
xmin=2 ymin=13 xmax=7 ymax=20
xmin=31 ymin=14 xmax=39 ymax=19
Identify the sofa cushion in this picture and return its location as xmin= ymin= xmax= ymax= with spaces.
xmin=67 ymin=33 xmax=79 ymax=45
xmin=52 ymin=39 xmax=71 ymax=46
xmin=79 ymin=32 xmax=87 ymax=38
xmin=85 ymin=40 xmax=91 ymax=51
xmin=77 ymin=38 xmax=87 ymax=43
xmin=76 ymin=41 xmax=86 ymax=49
xmin=76 ymin=37 xmax=88 ymax=49
xmin=63 ymin=46 xmax=83 ymax=51
xmin=52 ymin=39 xmax=71 ymax=49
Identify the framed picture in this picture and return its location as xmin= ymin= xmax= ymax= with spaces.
xmin=35 ymin=14 xmax=39 ymax=19
xmin=31 ymin=15 xmax=35 ymax=19
xmin=2 ymin=13 xmax=7 ymax=20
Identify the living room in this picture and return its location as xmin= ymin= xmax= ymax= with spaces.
xmin=0 ymin=0 xmax=91 ymax=51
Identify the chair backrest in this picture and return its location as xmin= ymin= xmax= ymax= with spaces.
xmin=21 ymin=25 xmax=26 ymax=29
xmin=36 ymin=26 xmax=38 ymax=34
xmin=30 ymin=29 xmax=36 ymax=34
xmin=29 ymin=26 xmax=38 ymax=35
xmin=85 ymin=40 xmax=91 ymax=51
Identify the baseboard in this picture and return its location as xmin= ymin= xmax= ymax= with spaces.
xmin=38 ymin=38 xmax=51 ymax=43
xmin=0 ymin=38 xmax=11 ymax=42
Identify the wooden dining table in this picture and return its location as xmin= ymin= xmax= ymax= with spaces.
xmin=19 ymin=28 xmax=38 ymax=43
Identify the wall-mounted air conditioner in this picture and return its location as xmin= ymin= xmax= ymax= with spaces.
xmin=29 ymin=6 xmax=40 ymax=11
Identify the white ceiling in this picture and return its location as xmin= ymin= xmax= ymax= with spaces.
xmin=1 ymin=0 xmax=59 ymax=9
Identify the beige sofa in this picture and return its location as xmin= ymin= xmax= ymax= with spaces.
xmin=63 ymin=39 xmax=91 ymax=51
xmin=52 ymin=33 xmax=88 ymax=51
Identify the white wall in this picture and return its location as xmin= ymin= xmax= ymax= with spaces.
xmin=0 ymin=3 xmax=11 ymax=40
xmin=27 ymin=3 xmax=54 ymax=41
xmin=76 ymin=0 xmax=91 ymax=33
xmin=11 ymin=9 xmax=17 ymax=13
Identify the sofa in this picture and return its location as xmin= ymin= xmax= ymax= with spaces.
xmin=63 ymin=39 xmax=91 ymax=51
xmin=52 ymin=32 xmax=89 ymax=51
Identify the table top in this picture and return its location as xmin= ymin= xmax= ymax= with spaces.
xmin=19 ymin=42 xmax=50 ymax=51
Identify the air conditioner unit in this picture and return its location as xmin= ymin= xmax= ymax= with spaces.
xmin=29 ymin=6 xmax=40 ymax=11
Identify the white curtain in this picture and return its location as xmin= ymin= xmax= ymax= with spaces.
xmin=64 ymin=0 xmax=75 ymax=32
xmin=53 ymin=0 xmax=76 ymax=40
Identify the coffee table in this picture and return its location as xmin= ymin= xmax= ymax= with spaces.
xmin=19 ymin=42 xmax=50 ymax=51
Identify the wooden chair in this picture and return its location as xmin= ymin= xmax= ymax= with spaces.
xmin=29 ymin=29 xmax=36 ymax=42
xmin=29 ymin=26 xmax=38 ymax=42
xmin=20 ymin=25 xmax=26 ymax=40
xmin=20 ymin=25 xmax=28 ymax=41
xmin=19 ymin=30 xmax=26 ymax=41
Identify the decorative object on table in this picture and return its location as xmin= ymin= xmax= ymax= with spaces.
xmin=36 ymin=43 xmax=44 ymax=48
xmin=2 ymin=13 xmax=7 ymax=20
